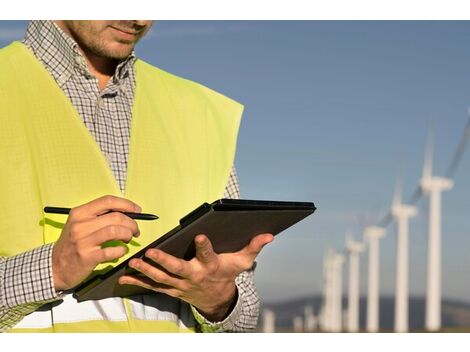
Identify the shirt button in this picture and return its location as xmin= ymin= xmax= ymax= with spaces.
xmin=75 ymin=56 xmax=82 ymax=65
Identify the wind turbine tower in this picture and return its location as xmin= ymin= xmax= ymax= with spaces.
xmin=364 ymin=226 xmax=386 ymax=333
xmin=262 ymin=309 xmax=276 ymax=333
xmin=391 ymin=183 xmax=417 ymax=332
xmin=304 ymin=305 xmax=317 ymax=332
xmin=331 ymin=252 xmax=345 ymax=332
xmin=293 ymin=316 xmax=304 ymax=332
xmin=420 ymin=136 xmax=454 ymax=332
xmin=321 ymin=249 xmax=335 ymax=331
xmin=346 ymin=236 xmax=364 ymax=332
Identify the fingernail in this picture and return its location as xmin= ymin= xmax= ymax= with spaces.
xmin=196 ymin=234 xmax=206 ymax=244
xmin=146 ymin=249 xmax=156 ymax=258
xmin=135 ymin=204 xmax=142 ymax=212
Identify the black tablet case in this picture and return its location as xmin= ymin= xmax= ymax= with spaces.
xmin=74 ymin=199 xmax=316 ymax=302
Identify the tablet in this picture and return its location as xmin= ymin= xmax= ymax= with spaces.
xmin=74 ymin=198 xmax=316 ymax=302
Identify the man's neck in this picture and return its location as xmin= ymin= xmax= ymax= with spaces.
xmin=79 ymin=47 xmax=118 ymax=91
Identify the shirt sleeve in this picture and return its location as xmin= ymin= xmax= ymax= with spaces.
xmin=191 ymin=165 xmax=261 ymax=332
xmin=0 ymin=243 xmax=63 ymax=332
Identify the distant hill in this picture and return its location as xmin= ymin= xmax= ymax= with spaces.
xmin=259 ymin=295 xmax=470 ymax=332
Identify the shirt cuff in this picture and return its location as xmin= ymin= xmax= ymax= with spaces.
xmin=3 ymin=243 xmax=63 ymax=308
xmin=190 ymin=285 xmax=243 ymax=332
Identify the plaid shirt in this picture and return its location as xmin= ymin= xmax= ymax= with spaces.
xmin=0 ymin=20 xmax=258 ymax=332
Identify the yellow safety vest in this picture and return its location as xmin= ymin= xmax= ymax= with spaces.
xmin=0 ymin=42 xmax=243 ymax=332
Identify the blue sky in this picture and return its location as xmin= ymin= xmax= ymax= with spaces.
xmin=2 ymin=21 xmax=470 ymax=303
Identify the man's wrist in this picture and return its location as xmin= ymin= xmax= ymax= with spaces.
xmin=196 ymin=284 xmax=238 ymax=322
xmin=3 ymin=243 xmax=63 ymax=308
xmin=191 ymin=286 xmax=243 ymax=332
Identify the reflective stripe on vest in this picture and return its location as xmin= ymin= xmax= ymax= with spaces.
xmin=0 ymin=42 xmax=243 ymax=332
xmin=12 ymin=294 xmax=196 ymax=333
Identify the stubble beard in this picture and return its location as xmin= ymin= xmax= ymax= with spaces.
xmin=85 ymin=37 xmax=134 ymax=61
xmin=69 ymin=22 xmax=145 ymax=61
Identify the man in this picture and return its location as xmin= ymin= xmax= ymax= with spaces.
xmin=0 ymin=20 xmax=273 ymax=332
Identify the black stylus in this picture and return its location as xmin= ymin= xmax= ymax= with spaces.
xmin=43 ymin=206 xmax=158 ymax=221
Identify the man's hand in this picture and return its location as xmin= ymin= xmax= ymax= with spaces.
xmin=118 ymin=233 xmax=274 ymax=321
xmin=52 ymin=195 xmax=142 ymax=291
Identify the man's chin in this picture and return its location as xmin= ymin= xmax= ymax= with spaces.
xmin=100 ymin=43 xmax=134 ymax=60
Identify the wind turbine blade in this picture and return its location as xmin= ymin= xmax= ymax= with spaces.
xmin=446 ymin=115 xmax=470 ymax=179
xmin=408 ymin=186 xmax=422 ymax=204
xmin=393 ymin=179 xmax=402 ymax=206
xmin=423 ymin=122 xmax=434 ymax=179
xmin=377 ymin=211 xmax=393 ymax=227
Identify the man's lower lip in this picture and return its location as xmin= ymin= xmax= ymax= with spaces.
xmin=110 ymin=27 xmax=139 ymax=40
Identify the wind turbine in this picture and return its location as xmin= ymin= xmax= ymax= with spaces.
xmin=391 ymin=181 xmax=417 ymax=332
xmin=320 ymin=248 xmax=334 ymax=331
xmin=292 ymin=315 xmax=304 ymax=332
xmin=364 ymin=226 xmax=386 ymax=333
xmin=418 ymin=130 xmax=454 ymax=332
xmin=262 ymin=309 xmax=276 ymax=333
xmin=293 ymin=316 xmax=304 ymax=332
xmin=403 ymin=113 xmax=470 ymax=331
xmin=331 ymin=251 xmax=345 ymax=332
xmin=304 ymin=305 xmax=317 ymax=332
xmin=346 ymin=234 xmax=364 ymax=332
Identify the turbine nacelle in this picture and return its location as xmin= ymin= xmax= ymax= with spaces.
xmin=391 ymin=180 xmax=418 ymax=219
xmin=364 ymin=226 xmax=386 ymax=241
xmin=391 ymin=203 xmax=418 ymax=219
xmin=346 ymin=239 xmax=364 ymax=253
xmin=420 ymin=176 xmax=454 ymax=194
